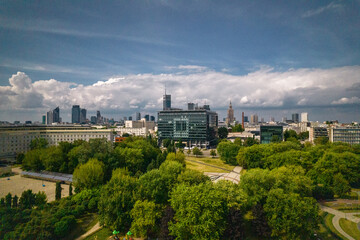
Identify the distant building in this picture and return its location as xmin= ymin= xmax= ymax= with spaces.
xmin=136 ymin=112 xmax=141 ymax=121
xmin=225 ymin=101 xmax=235 ymax=126
xmin=309 ymin=127 xmax=328 ymax=143
xmin=163 ymin=94 xmax=171 ymax=110
xmin=260 ymin=125 xmax=283 ymax=144
xmin=301 ymin=112 xmax=308 ymax=122
xmin=292 ymin=113 xmax=299 ymax=123
xmin=330 ymin=126 xmax=360 ymax=145
xmin=47 ymin=110 xmax=53 ymax=125
xmin=80 ymin=108 xmax=87 ymax=124
xmin=72 ymin=105 xmax=81 ymax=124
xmin=158 ymin=105 xmax=218 ymax=148
xmin=250 ymin=114 xmax=258 ymax=125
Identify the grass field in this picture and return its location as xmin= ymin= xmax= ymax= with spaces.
xmin=185 ymin=156 xmax=235 ymax=173
xmin=339 ymin=218 xmax=360 ymax=240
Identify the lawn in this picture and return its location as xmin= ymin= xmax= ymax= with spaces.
xmin=185 ymin=156 xmax=235 ymax=173
xmin=339 ymin=218 xmax=360 ymax=240
xmin=84 ymin=227 xmax=112 ymax=240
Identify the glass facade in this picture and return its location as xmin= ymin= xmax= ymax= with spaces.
xmin=260 ymin=125 xmax=283 ymax=144
xmin=158 ymin=109 xmax=218 ymax=147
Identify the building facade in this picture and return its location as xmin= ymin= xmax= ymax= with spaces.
xmin=0 ymin=126 xmax=115 ymax=162
xmin=260 ymin=125 xmax=283 ymax=144
xmin=158 ymin=107 xmax=218 ymax=148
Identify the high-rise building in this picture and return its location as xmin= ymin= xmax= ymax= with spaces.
xmin=292 ymin=113 xmax=299 ymax=123
xmin=225 ymin=101 xmax=235 ymax=126
xmin=80 ymin=108 xmax=87 ymax=124
xmin=163 ymin=94 xmax=171 ymax=110
xmin=301 ymin=112 xmax=308 ymax=122
xmin=136 ymin=112 xmax=141 ymax=121
xmin=47 ymin=110 xmax=53 ymax=125
xmin=72 ymin=105 xmax=80 ymax=124
xmin=53 ymin=107 xmax=60 ymax=123
xmin=250 ymin=114 xmax=258 ymax=125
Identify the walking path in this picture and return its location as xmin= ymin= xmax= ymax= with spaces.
xmin=75 ymin=222 xmax=101 ymax=240
xmin=320 ymin=204 xmax=360 ymax=240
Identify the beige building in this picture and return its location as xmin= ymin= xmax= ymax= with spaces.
xmin=0 ymin=126 xmax=115 ymax=161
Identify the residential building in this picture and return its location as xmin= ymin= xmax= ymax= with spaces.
xmin=260 ymin=125 xmax=283 ymax=144
xmin=330 ymin=126 xmax=360 ymax=145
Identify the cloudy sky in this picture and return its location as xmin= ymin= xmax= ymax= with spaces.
xmin=0 ymin=0 xmax=359 ymax=123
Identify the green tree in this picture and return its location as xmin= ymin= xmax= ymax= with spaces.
xmin=55 ymin=182 xmax=62 ymax=200
xmin=232 ymin=124 xmax=244 ymax=132
xmin=98 ymin=169 xmax=138 ymax=231
xmin=5 ymin=193 xmax=12 ymax=208
xmin=243 ymin=137 xmax=259 ymax=147
xmin=210 ymin=149 xmax=217 ymax=158
xmin=217 ymin=141 xmax=240 ymax=165
xmin=264 ymin=189 xmax=320 ymax=240
xmin=130 ymin=200 xmax=161 ymax=238
xmin=73 ymin=158 xmax=105 ymax=190
xmin=19 ymin=190 xmax=36 ymax=209
xmin=218 ymin=127 xmax=229 ymax=139
xmin=192 ymin=147 xmax=203 ymax=157
xmin=30 ymin=137 xmax=48 ymax=150
xmin=12 ymin=195 xmax=18 ymax=208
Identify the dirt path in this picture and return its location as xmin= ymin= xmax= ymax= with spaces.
xmin=75 ymin=222 xmax=101 ymax=240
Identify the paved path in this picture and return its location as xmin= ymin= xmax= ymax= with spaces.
xmin=320 ymin=205 xmax=360 ymax=240
xmin=75 ymin=222 xmax=101 ymax=240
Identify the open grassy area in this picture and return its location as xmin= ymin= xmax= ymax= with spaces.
xmin=185 ymin=156 xmax=235 ymax=173
xmin=321 ymin=212 xmax=344 ymax=240
xmin=339 ymin=218 xmax=360 ymax=240
xmin=84 ymin=227 xmax=112 ymax=240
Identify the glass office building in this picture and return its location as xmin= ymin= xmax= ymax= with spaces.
xmin=260 ymin=125 xmax=283 ymax=144
xmin=158 ymin=108 xmax=218 ymax=148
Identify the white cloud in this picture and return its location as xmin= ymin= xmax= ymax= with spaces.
xmin=302 ymin=2 xmax=343 ymax=18
xmin=332 ymin=97 xmax=360 ymax=105
xmin=1 ymin=66 xmax=360 ymax=114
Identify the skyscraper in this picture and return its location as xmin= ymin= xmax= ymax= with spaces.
xmin=163 ymin=94 xmax=171 ymax=110
xmin=225 ymin=101 xmax=235 ymax=126
xmin=292 ymin=113 xmax=299 ymax=123
xmin=136 ymin=112 xmax=141 ymax=120
xmin=72 ymin=105 xmax=80 ymax=124
xmin=53 ymin=107 xmax=60 ymax=123
xmin=80 ymin=108 xmax=87 ymax=124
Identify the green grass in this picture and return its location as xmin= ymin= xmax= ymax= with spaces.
xmin=339 ymin=218 xmax=360 ymax=240
xmin=321 ymin=212 xmax=344 ymax=240
xmin=185 ymin=156 xmax=235 ymax=172
xmin=84 ymin=227 xmax=112 ymax=240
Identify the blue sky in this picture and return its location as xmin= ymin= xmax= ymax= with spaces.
xmin=0 ymin=0 xmax=359 ymax=122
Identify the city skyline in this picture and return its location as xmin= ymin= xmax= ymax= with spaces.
xmin=0 ymin=1 xmax=359 ymax=122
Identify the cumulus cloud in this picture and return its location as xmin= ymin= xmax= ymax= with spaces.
xmin=0 ymin=66 xmax=360 ymax=114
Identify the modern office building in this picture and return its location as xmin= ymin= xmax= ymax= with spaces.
xmin=53 ymin=107 xmax=60 ymax=123
xmin=292 ymin=113 xmax=299 ymax=123
xmin=330 ymin=126 xmax=360 ymax=145
xmin=163 ymin=94 xmax=171 ymax=110
xmin=158 ymin=105 xmax=218 ymax=148
xmin=309 ymin=127 xmax=328 ymax=143
xmin=72 ymin=105 xmax=81 ymax=124
xmin=301 ymin=112 xmax=308 ymax=122
xmin=80 ymin=108 xmax=87 ymax=124
xmin=46 ymin=110 xmax=53 ymax=125
xmin=0 ymin=125 xmax=115 ymax=162
xmin=225 ymin=101 xmax=235 ymax=126
xmin=260 ymin=125 xmax=283 ymax=144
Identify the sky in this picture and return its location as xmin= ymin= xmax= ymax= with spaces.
xmin=0 ymin=0 xmax=359 ymax=123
